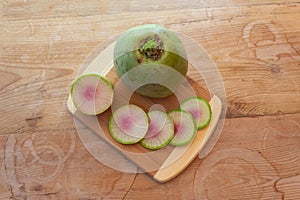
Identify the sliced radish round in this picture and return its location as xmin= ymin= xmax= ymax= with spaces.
xmin=140 ymin=111 xmax=174 ymax=150
xmin=71 ymin=74 xmax=113 ymax=115
xmin=180 ymin=97 xmax=212 ymax=130
xmin=168 ymin=110 xmax=197 ymax=146
xmin=109 ymin=104 xmax=149 ymax=144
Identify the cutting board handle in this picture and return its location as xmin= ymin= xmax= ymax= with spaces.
xmin=153 ymin=95 xmax=222 ymax=183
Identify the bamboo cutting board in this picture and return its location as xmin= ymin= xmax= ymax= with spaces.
xmin=67 ymin=41 xmax=222 ymax=183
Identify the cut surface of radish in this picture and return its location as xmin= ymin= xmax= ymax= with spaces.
xmin=140 ymin=111 xmax=174 ymax=150
xmin=168 ymin=110 xmax=197 ymax=146
xmin=109 ymin=104 xmax=149 ymax=144
xmin=180 ymin=97 xmax=212 ymax=130
xmin=71 ymin=74 xmax=113 ymax=115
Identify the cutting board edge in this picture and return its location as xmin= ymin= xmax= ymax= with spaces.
xmin=153 ymin=95 xmax=222 ymax=183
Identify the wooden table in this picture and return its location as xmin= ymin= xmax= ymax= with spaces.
xmin=1 ymin=1 xmax=299 ymax=199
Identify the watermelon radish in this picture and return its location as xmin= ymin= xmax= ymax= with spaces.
xmin=71 ymin=74 xmax=113 ymax=115
xmin=109 ymin=104 xmax=149 ymax=144
xmin=168 ymin=110 xmax=197 ymax=146
xmin=180 ymin=97 xmax=212 ymax=130
xmin=140 ymin=111 xmax=174 ymax=150
xmin=113 ymin=24 xmax=188 ymax=98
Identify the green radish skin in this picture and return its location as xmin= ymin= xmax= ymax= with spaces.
xmin=168 ymin=110 xmax=197 ymax=146
xmin=180 ymin=97 xmax=212 ymax=130
xmin=71 ymin=74 xmax=113 ymax=115
xmin=108 ymin=104 xmax=149 ymax=145
xmin=140 ymin=111 xmax=174 ymax=150
xmin=113 ymin=24 xmax=188 ymax=98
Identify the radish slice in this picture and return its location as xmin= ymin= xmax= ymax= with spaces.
xmin=109 ymin=104 xmax=149 ymax=144
xmin=180 ymin=97 xmax=212 ymax=130
xmin=140 ymin=111 xmax=174 ymax=150
xmin=71 ymin=74 xmax=113 ymax=115
xmin=168 ymin=110 xmax=197 ymax=146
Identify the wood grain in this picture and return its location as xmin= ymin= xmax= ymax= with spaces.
xmin=1 ymin=0 xmax=299 ymax=21
xmin=0 ymin=113 xmax=299 ymax=199
xmin=0 ymin=4 xmax=299 ymax=134
xmin=0 ymin=0 xmax=299 ymax=199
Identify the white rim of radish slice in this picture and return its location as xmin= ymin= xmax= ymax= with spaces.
xmin=71 ymin=74 xmax=113 ymax=115
xmin=140 ymin=111 xmax=174 ymax=150
xmin=109 ymin=104 xmax=149 ymax=144
xmin=168 ymin=110 xmax=197 ymax=146
xmin=180 ymin=97 xmax=212 ymax=130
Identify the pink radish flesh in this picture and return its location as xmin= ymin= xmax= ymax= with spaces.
xmin=71 ymin=74 xmax=113 ymax=115
xmin=189 ymin=109 xmax=201 ymax=119
xmin=146 ymin=122 xmax=161 ymax=138
xmin=168 ymin=110 xmax=196 ymax=146
xmin=109 ymin=105 xmax=149 ymax=144
xmin=140 ymin=111 xmax=174 ymax=150
xmin=180 ymin=97 xmax=212 ymax=130
xmin=174 ymin=122 xmax=186 ymax=136
xmin=82 ymin=85 xmax=97 ymax=101
xmin=119 ymin=116 xmax=134 ymax=131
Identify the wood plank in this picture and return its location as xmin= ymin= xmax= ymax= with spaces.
xmin=1 ymin=112 xmax=297 ymax=199
xmin=123 ymin=113 xmax=300 ymax=199
xmin=0 ymin=0 xmax=299 ymax=199
xmin=0 ymin=130 xmax=138 ymax=199
xmin=276 ymin=175 xmax=300 ymax=200
xmin=0 ymin=0 xmax=300 ymax=199
xmin=1 ymin=0 xmax=299 ymax=21
xmin=0 ymin=64 xmax=76 ymax=135
xmin=0 ymin=4 xmax=299 ymax=136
